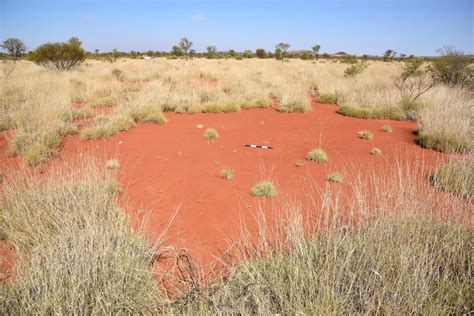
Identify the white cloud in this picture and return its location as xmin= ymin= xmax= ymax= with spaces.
xmin=191 ymin=13 xmax=206 ymax=22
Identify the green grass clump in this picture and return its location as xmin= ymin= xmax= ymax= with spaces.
xmin=127 ymin=105 xmax=167 ymax=124
xmin=416 ymin=131 xmax=472 ymax=153
xmin=242 ymin=97 xmax=273 ymax=109
xmin=371 ymin=148 xmax=382 ymax=155
xmin=81 ymin=115 xmax=135 ymax=140
xmin=0 ymin=115 xmax=14 ymax=132
xmin=23 ymin=143 xmax=49 ymax=166
xmin=306 ymin=149 xmax=329 ymax=162
xmin=0 ymin=166 xmax=162 ymax=313
xmin=327 ymin=172 xmax=344 ymax=183
xmin=10 ymin=130 xmax=62 ymax=166
xmin=219 ymin=168 xmax=235 ymax=180
xmin=251 ymin=181 xmax=277 ymax=197
xmin=196 ymin=101 xmax=241 ymax=113
xmin=431 ymin=160 xmax=473 ymax=197
xmin=318 ymin=93 xmax=338 ymax=104
xmin=380 ymin=124 xmax=393 ymax=132
xmin=338 ymin=105 xmax=405 ymax=120
xmin=358 ymin=130 xmax=374 ymax=140
xmin=204 ymin=128 xmax=219 ymax=141
xmin=276 ymin=99 xmax=311 ymax=113
xmin=91 ymin=96 xmax=117 ymax=108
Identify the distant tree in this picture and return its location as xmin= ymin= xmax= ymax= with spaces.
xmin=274 ymin=48 xmax=282 ymax=61
xmin=311 ymin=44 xmax=321 ymax=59
xmin=94 ymin=49 xmax=99 ymax=55
xmin=178 ymin=37 xmax=193 ymax=61
xmin=112 ymin=48 xmax=118 ymax=62
xmin=206 ymin=45 xmax=217 ymax=58
xmin=256 ymin=48 xmax=266 ymax=59
xmin=399 ymin=53 xmax=407 ymax=60
xmin=383 ymin=49 xmax=396 ymax=62
xmin=1 ymin=38 xmax=26 ymax=63
xmin=429 ymin=46 xmax=473 ymax=87
xmin=276 ymin=43 xmax=290 ymax=63
xmin=68 ymin=37 xmax=82 ymax=47
xmin=189 ymin=49 xmax=196 ymax=58
xmin=30 ymin=41 xmax=86 ymax=71
xmin=243 ymin=50 xmax=253 ymax=58
xmin=228 ymin=49 xmax=236 ymax=57
xmin=171 ymin=45 xmax=183 ymax=56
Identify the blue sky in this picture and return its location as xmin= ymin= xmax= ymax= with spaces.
xmin=0 ymin=0 xmax=472 ymax=56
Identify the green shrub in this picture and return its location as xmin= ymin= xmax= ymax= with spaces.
xmin=338 ymin=105 xmax=405 ymax=120
xmin=344 ymin=61 xmax=368 ymax=78
xmin=416 ymin=131 xmax=472 ymax=153
xmin=23 ymin=143 xmax=49 ymax=166
xmin=128 ymin=105 xmax=167 ymax=124
xmin=318 ymin=93 xmax=338 ymax=104
xmin=219 ymin=168 xmax=235 ymax=180
xmin=91 ymin=96 xmax=117 ymax=108
xmin=30 ymin=41 xmax=86 ymax=71
xmin=204 ymin=128 xmax=219 ymax=141
xmin=327 ymin=172 xmax=344 ymax=183
xmin=358 ymin=130 xmax=374 ymax=140
xmin=306 ymin=149 xmax=329 ymax=162
xmin=81 ymin=115 xmax=135 ymax=140
xmin=429 ymin=46 xmax=473 ymax=87
xmin=196 ymin=101 xmax=241 ymax=113
xmin=380 ymin=125 xmax=393 ymax=133
xmin=431 ymin=160 xmax=473 ymax=197
xmin=371 ymin=148 xmax=382 ymax=155
xmin=251 ymin=181 xmax=277 ymax=197
xmin=242 ymin=98 xmax=272 ymax=109
xmin=111 ymin=68 xmax=125 ymax=81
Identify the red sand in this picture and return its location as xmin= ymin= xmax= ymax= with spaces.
xmin=0 ymin=102 xmax=450 ymax=279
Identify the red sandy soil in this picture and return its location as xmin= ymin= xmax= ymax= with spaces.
xmin=0 ymin=102 xmax=455 ymax=283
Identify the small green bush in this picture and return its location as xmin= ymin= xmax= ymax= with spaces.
xmin=431 ymin=160 xmax=473 ymax=197
xmin=327 ymin=172 xmax=344 ymax=183
xmin=242 ymin=98 xmax=272 ymax=109
xmin=81 ymin=114 xmax=135 ymax=140
xmin=380 ymin=125 xmax=393 ymax=133
xmin=344 ymin=61 xmax=368 ymax=78
xmin=197 ymin=101 xmax=241 ymax=113
xmin=371 ymin=148 xmax=382 ymax=155
xmin=416 ymin=131 xmax=472 ymax=153
xmin=23 ymin=143 xmax=49 ymax=166
xmin=219 ymin=168 xmax=235 ymax=180
xmin=111 ymin=68 xmax=125 ymax=81
xmin=306 ymin=149 xmax=329 ymax=162
xmin=128 ymin=105 xmax=167 ymax=124
xmin=338 ymin=105 xmax=405 ymax=120
xmin=358 ymin=130 xmax=374 ymax=140
xmin=251 ymin=181 xmax=277 ymax=197
xmin=318 ymin=93 xmax=338 ymax=104
xmin=204 ymin=128 xmax=219 ymax=141
xmin=91 ymin=96 xmax=117 ymax=108
xmin=30 ymin=41 xmax=86 ymax=71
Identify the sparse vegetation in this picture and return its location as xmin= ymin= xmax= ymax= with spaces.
xmin=219 ymin=168 xmax=235 ymax=180
xmin=318 ymin=93 xmax=338 ymax=104
xmin=358 ymin=130 xmax=374 ymax=140
xmin=81 ymin=114 xmax=135 ymax=140
xmin=380 ymin=124 xmax=393 ymax=132
xmin=431 ymin=160 xmax=473 ymax=197
xmin=338 ymin=105 xmax=405 ymax=120
xmin=371 ymin=147 xmax=382 ymax=155
xmin=251 ymin=181 xmax=277 ymax=197
xmin=204 ymin=128 xmax=219 ymax=141
xmin=306 ymin=148 xmax=329 ymax=162
xmin=327 ymin=172 xmax=344 ymax=183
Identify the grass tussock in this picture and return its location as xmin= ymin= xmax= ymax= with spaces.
xmin=358 ymin=130 xmax=374 ymax=140
xmin=10 ymin=130 xmax=62 ymax=166
xmin=371 ymin=147 xmax=382 ymax=155
xmin=317 ymin=93 xmax=338 ymax=104
xmin=80 ymin=114 xmax=135 ymax=140
xmin=380 ymin=124 xmax=393 ymax=132
xmin=431 ymin=159 xmax=473 ymax=197
xmin=219 ymin=168 xmax=235 ymax=180
xmin=204 ymin=128 xmax=219 ymax=141
xmin=250 ymin=181 xmax=277 ymax=197
xmin=338 ymin=105 xmax=405 ymax=120
xmin=90 ymin=96 xmax=118 ymax=108
xmin=327 ymin=172 xmax=344 ymax=183
xmin=0 ymin=161 xmax=163 ymax=314
xmin=306 ymin=148 xmax=329 ymax=162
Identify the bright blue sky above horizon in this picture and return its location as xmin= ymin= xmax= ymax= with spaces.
xmin=0 ymin=0 xmax=472 ymax=56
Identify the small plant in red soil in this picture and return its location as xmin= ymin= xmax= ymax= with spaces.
xmin=251 ymin=181 xmax=277 ymax=197
xmin=306 ymin=149 xmax=329 ymax=163
xmin=380 ymin=125 xmax=393 ymax=133
xmin=371 ymin=148 xmax=382 ymax=155
xmin=106 ymin=159 xmax=120 ymax=170
xmin=204 ymin=128 xmax=219 ymax=142
xmin=219 ymin=168 xmax=235 ymax=180
xmin=327 ymin=172 xmax=344 ymax=183
xmin=358 ymin=130 xmax=374 ymax=140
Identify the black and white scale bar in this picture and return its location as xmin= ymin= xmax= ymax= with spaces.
xmin=245 ymin=144 xmax=273 ymax=149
